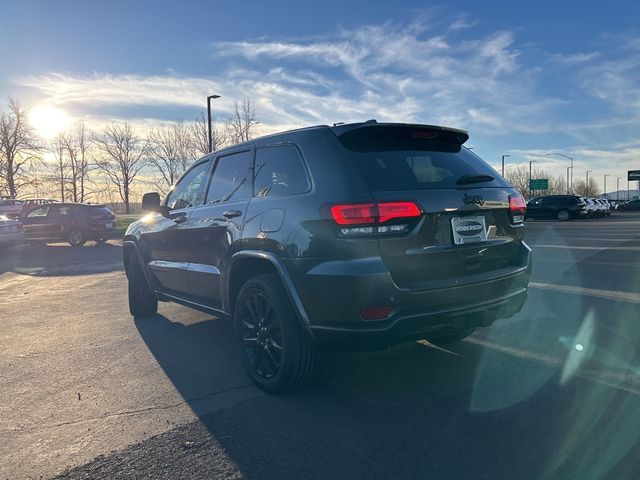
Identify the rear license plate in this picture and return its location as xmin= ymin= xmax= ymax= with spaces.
xmin=451 ymin=216 xmax=487 ymax=245
xmin=105 ymin=223 xmax=113 ymax=228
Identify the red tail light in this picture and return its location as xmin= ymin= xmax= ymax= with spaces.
xmin=330 ymin=203 xmax=376 ymax=225
xmin=377 ymin=202 xmax=422 ymax=223
xmin=509 ymin=194 xmax=526 ymax=223
xmin=330 ymin=201 xmax=421 ymax=225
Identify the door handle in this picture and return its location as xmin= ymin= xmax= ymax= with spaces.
xmin=171 ymin=212 xmax=187 ymax=224
xmin=222 ymin=210 xmax=242 ymax=219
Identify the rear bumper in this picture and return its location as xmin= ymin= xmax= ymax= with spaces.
xmin=311 ymin=287 xmax=527 ymax=350
xmin=286 ymin=241 xmax=532 ymax=351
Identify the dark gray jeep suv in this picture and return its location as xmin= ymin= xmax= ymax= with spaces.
xmin=124 ymin=121 xmax=531 ymax=392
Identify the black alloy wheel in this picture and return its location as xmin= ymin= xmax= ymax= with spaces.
xmin=235 ymin=274 xmax=319 ymax=393
xmin=238 ymin=290 xmax=284 ymax=380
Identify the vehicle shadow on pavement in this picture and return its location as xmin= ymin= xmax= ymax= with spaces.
xmin=0 ymin=243 xmax=123 ymax=277
xmin=131 ymin=307 xmax=639 ymax=480
xmin=134 ymin=313 xmax=253 ymax=416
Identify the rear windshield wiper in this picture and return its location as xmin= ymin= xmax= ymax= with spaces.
xmin=456 ymin=174 xmax=495 ymax=185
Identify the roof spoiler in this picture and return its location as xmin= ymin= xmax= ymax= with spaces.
xmin=330 ymin=121 xmax=469 ymax=145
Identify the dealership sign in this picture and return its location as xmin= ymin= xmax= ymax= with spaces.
xmin=530 ymin=178 xmax=549 ymax=191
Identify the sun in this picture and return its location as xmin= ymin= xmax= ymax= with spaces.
xmin=29 ymin=105 xmax=71 ymax=139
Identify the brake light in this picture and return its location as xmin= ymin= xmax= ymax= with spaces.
xmin=330 ymin=201 xmax=421 ymax=225
xmin=509 ymin=194 xmax=526 ymax=223
xmin=411 ymin=130 xmax=437 ymax=139
xmin=330 ymin=203 xmax=376 ymax=225
xmin=377 ymin=202 xmax=422 ymax=223
xmin=329 ymin=201 xmax=422 ymax=237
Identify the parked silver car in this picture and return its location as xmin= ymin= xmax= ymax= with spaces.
xmin=0 ymin=214 xmax=25 ymax=248
xmin=0 ymin=198 xmax=24 ymax=218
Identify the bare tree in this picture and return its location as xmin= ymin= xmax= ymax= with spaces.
xmin=504 ymin=165 xmax=573 ymax=197
xmin=0 ymin=98 xmax=40 ymax=197
xmin=146 ymin=120 xmax=194 ymax=193
xmin=190 ymin=112 xmax=226 ymax=157
xmin=50 ymin=133 xmax=69 ymax=201
xmin=505 ymin=165 xmax=551 ymax=197
xmin=571 ymin=178 xmax=599 ymax=197
xmin=226 ymin=100 xmax=258 ymax=145
xmin=549 ymin=175 xmax=567 ymax=195
xmin=63 ymin=121 xmax=92 ymax=203
xmin=94 ymin=123 xmax=147 ymax=214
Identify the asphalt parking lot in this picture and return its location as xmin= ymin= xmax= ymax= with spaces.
xmin=2 ymin=213 xmax=640 ymax=480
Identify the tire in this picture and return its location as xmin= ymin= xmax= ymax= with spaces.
xmin=235 ymin=274 xmax=320 ymax=393
xmin=432 ymin=328 xmax=476 ymax=345
xmin=67 ymin=228 xmax=86 ymax=247
xmin=557 ymin=210 xmax=570 ymax=221
xmin=128 ymin=254 xmax=158 ymax=317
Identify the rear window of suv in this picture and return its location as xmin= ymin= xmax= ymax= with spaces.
xmin=338 ymin=126 xmax=508 ymax=191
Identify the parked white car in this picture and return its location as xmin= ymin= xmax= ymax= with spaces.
xmin=597 ymin=199 xmax=612 ymax=216
xmin=583 ymin=198 xmax=598 ymax=218
xmin=0 ymin=214 xmax=25 ymax=248
xmin=588 ymin=198 xmax=606 ymax=217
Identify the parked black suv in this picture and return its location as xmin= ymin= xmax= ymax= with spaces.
xmin=21 ymin=203 xmax=116 ymax=246
xmin=525 ymin=195 xmax=588 ymax=221
xmin=618 ymin=199 xmax=640 ymax=211
xmin=124 ymin=121 xmax=532 ymax=392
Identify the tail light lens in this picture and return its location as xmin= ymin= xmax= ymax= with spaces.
xmin=330 ymin=203 xmax=376 ymax=225
xmin=329 ymin=201 xmax=421 ymax=236
xmin=377 ymin=202 xmax=421 ymax=223
xmin=509 ymin=194 xmax=526 ymax=223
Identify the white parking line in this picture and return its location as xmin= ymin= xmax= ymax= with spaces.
xmin=551 ymin=237 xmax=640 ymax=242
xmin=530 ymin=281 xmax=640 ymax=304
xmin=531 ymin=244 xmax=640 ymax=251
xmin=534 ymin=258 xmax=640 ymax=268
xmin=465 ymin=337 xmax=640 ymax=395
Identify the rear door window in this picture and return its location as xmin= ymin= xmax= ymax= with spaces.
xmin=205 ymin=150 xmax=253 ymax=204
xmin=254 ymin=145 xmax=310 ymax=197
xmin=50 ymin=206 xmax=71 ymax=216
xmin=338 ymin=126 xmax=508 ymax=191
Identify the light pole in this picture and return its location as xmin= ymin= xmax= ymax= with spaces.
xmin=529 ymin=160 xmax=536 ymax=198
xmin=207 ymin=94 xmax=221 ymax=153
xmin=545 ymin=152 xmax=574 ymax=192
xmin=501 ymin=154 xmax=510 ymax=177
xmin=603 ymin=174 xmax=609 ymax=198
xmin=617 ymin=177 xmax=621 ymax=201
xmin=586 ymin=170 xmax=592 ymax=197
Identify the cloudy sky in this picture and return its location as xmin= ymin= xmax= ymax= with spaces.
xmin=2 ymin=0 xmax=639 ymax=191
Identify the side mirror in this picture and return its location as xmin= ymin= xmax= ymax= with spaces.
xmin=141 ymin=192 xmax=162 ymax=212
